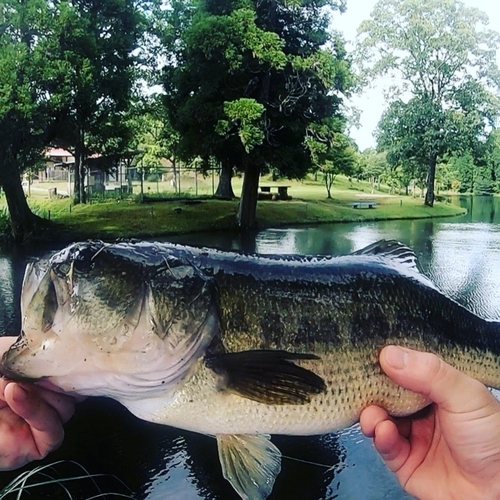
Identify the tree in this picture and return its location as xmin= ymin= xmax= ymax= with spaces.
xmin=376 ymin=97 xmax=445 ymax=196
xmin=0 ymin=0 xmax=61 ymax=241
xmin=485 ymin=129 xmax=500 ymax=193
xmin=356 ymin=0 xmax=500 ymax=206
xmin=124 ymin=94 xmax=179 ymax=191
xmin=163 ymin=0 xmax=352 ymax=229
xmin=305 ymin=118 xmax=356 ymax=198
xmin=358 ymin=148 xmax=387 ymax=192
xmin=49 ymin=0 xmax=148 ymax=204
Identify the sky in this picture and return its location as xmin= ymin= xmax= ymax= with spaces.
xmin=333 ymin=0 xmax=500 ymax=151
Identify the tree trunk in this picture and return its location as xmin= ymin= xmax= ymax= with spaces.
xmin=238 ymin=160 xmax=260 ymax=230
xmin=172 ymin=158 xmax=178 ymax=193
xmin=215 ymin=162 xmax=235 ymax=199
xmin=73 ymin=136 xmax=86 ymax=204
xmin=425 ymin=153 xmax=437 ymax=207
xmin=73 ymin=143 xmax=82 ymax=205
xmin=2 ymin=174 xmax=40 ymax=243
xmin=324 ymin=173 xmax=332 ymax=198
xmin=79 ymin=157 xmax=86 ymax=204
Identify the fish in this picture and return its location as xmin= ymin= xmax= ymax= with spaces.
xmin=2 ymin=239 xmax=500 ymax=499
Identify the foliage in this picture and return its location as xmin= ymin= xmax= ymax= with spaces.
xmin=48 ymin=0 xmax=149 ymax=204
xmin=357 ymin=148 xmax=388 ymax=191
xmin=356 ymin=0 xmax=500 ymax=206
xmin=126 ymin=95 xmax=177 ymax=173
xmin=305 ymin=118 xmax=356 ymax=198
xmin=216 ymin=98 xmax=266 ymax=153
xmin=162 ymin=0 xmax=353 ymax=228
xmin=446 ymin=152 xmax=476 ymax=193
xmin=0 ymin=0 xmax=62 ymax=240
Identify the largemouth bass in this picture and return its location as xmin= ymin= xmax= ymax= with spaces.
xmin=2 ymin=239 xmax=500 ymax=499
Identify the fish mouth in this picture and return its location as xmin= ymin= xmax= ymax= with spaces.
xmin=0 ymin=364 xmax=40 ymax=383
xmin=0 ymin=330 xmax=44 ymax=382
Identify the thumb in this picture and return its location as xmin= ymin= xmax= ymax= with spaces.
xmin=380 ymin=346 xmax=491 ymax=414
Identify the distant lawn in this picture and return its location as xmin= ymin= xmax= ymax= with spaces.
xmin=13 ymin=175 xmax=465 ymax=241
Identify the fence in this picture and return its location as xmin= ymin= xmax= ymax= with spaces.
xmin=34 ymin=164 xmax=223 ymax=200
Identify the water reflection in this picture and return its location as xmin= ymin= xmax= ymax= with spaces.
xmin=0 ymin=249 xmax=30 ymax=335
xmin=429 ymin=223 xmax=500 ymax=319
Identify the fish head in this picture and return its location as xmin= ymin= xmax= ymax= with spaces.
xmin=1 ymin=241 xmax=219 ymax=400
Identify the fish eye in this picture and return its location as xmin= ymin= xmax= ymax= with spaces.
xmin=72 ymin=247 xmax=96 ymax=273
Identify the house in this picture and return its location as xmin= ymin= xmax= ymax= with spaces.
xmin=42 ymin=148 xmax=75 ymax=182
xmin=32 ymin=148 xmax=140 ymax=197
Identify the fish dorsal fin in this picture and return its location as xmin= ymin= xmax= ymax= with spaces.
xmin=352 ymin=239 xmax=420 ymax=271
xmin=217 ymin=434 xmax=281 ymax=500
xmin=207 ymin=350 xmax=326 ymax=405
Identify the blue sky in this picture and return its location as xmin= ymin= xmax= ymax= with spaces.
xmin=333 ymin=0 xmax=500 ymax=151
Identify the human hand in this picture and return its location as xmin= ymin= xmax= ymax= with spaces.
xmin=360 ymin=346 xmax=500 ymax=500
xmin=0 ymin=336 xmax=76 ymax=470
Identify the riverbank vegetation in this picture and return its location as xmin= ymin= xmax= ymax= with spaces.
xmin=0 ymin=175 xmax=464 ymax=242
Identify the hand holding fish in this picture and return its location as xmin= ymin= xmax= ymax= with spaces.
xmin=0 ymin=337 xmax=76 ymax=471
xmin=361 ymin=346 xmax=500 ymax=500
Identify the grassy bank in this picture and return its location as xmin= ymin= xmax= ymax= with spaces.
xmin=15 ymin=175 xmax=466 ymax=241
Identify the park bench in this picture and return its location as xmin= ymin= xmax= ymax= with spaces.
xmin=350 ymin=200 xmax=377 ymax=209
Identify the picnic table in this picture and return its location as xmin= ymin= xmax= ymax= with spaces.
xmin=259 ymin=185 xmax=292 ymax=200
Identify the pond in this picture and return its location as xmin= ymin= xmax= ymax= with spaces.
xmin=0 ymin=194 xmax=499 ymax=499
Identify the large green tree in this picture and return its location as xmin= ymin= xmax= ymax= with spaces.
xmin=49 ymin=0 xmax=148 ymax=204
xmin=0 ymin=0 xmax=62 ymax=241
xmin=163 ymin=0 xmax=352 ymax=229
xmin=357 ymin=0 xmax=500 ymax=206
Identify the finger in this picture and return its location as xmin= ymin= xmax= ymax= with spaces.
xmin=360 ymin=405 xmax=389 ymax=437
xmin=4 ymin=383 xmax=65 ymax=458
xmin=0 ymin=378 xmax=10 ymax=402
xmin=22 ymin=383 xmax=76 ymax=423
xmin=360 ymin=405 xmax=411 ymax=473
xmin=372 ymin=418 xmax=411 ymax=473
xmin=380 ymin=346 xmax=492 ymax=414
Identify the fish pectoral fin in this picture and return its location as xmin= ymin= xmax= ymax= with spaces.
xmin=217 ymin=433 xmax=281 ymax=500
xmin=207 ymin=350 xmax=326 ymax=404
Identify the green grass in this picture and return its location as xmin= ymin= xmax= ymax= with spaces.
xmin=4 ymin=175 xmax=466 ymax=241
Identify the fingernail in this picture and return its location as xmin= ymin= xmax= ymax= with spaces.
xmin=384 ymin=346 xmax=408 ymax=369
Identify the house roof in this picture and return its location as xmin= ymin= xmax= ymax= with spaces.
xmin=46 ymin=148 xmax=72 ymax=157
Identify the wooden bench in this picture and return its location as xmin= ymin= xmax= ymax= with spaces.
xmin=350 ymin=201 xmax=377 ymax=209
xmin=259 ymin=185 xmax=292 ymax=200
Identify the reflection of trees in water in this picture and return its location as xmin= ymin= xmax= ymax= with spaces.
xmin=430 ymin=224 xmax=500 ymax=320
xmin=0 ymin=253 xmax=26 ymax=334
